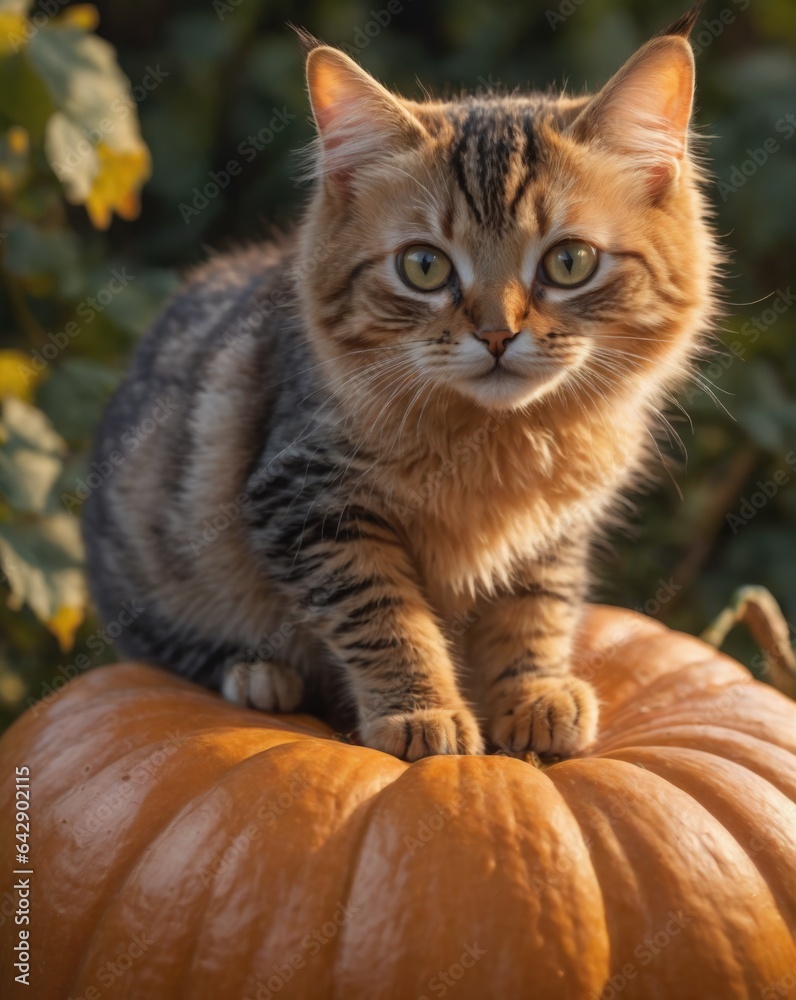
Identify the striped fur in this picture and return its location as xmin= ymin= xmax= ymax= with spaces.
xmin=83 ymin=14 xmax=718 ymax=760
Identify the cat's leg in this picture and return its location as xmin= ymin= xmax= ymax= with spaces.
xmin=252 ymin=503 xmax=482 ymax=761
xmin=470 ymin=536 xmax=598 ymax=756
xmin=221 ymin=660 xmax=304 ymax=712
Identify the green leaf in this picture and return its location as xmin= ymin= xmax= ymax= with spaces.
xmin=0 ymin=50 xmax=55 ymax=137
xmin=735 ymin=362 xmax=796 ymax=452
xmin=26 ymin=22 xmax=151 ymax=227
xmin=43 ymin=109 xmax=97 ymax=202
xmin=0 ymin=512 xmax=85 ymax=626
xmin=36 ymin=358 xmax=119 ymax=443
xmin=27 ymin=28 xmax=132 ymax=143
xmin=97 ymin=267 xmax=180 ymax=336
xmin=0 ymin=397 xmax=65 ymax=513
xmin=4 ymin=218 xmax=83 ymax=296
xmin=0 ymin=1 xmax=33 ymax=15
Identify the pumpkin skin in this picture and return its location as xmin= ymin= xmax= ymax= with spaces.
xmin=1 ymin=606 xmax=795 ymax=1000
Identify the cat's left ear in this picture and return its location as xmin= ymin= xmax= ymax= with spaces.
xmin=306 ymin=46 xmax=427 ymax=192
xmin=571 ymin=10 xmax=700 ymax=197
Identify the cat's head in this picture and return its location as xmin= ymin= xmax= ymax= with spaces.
xmin=297 ymin=8 xmax=716 ymax=418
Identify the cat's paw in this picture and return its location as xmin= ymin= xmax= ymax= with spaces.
xmin=362 ymin=707 xmax=484 ymax=761
xmin=489 ymin=674 xmax=598 ymax=757
xmin=221 ymin=661 xmax=303 ymax=712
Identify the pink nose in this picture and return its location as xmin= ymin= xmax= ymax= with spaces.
xmin=474 ymin=328 xmax=518 ymax=359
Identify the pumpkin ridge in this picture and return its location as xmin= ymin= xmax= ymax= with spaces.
xmin=604 ymin=746 xmax=796 ymax=939
xmin=598 ymin=716 xmax=787 ymax=746
xmin=68 ymin=735 xmax=405 ymax=998
xmin=547 ymin=756 xmax=792 ymax=995
xmin=61 ymin=729 xmax=333 ymax=995
xmin=37 ymin=708 xmax=315 ymax=830
xmin=35 ymin=664 xmax=337 ymax=741
xmin=325 ymin=766 xmax=407 ymax=1000
xmin=596 ymin=689 xmax=796 ymax=755
xmin=593 ymin=729 xmax=796 ymax=768
xmin=593 ymin=728 xmax=796 ymax=800
xmin=574 ymin=605 xmax=668 ymax=649
xmin=595 ymin=653 xmax=750 ymax=728
xmin=512 ymin=756 xmax=612 ymax=968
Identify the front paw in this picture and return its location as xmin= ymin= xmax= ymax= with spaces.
xmin=362 ymin=707 xmax=484 ymax=761
xmin=489 ymin=674 xmax=598 ymax=757
xmin=221 ymin=660 xmax=303 ymax=712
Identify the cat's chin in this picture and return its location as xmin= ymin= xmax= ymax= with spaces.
xmin=455 ymin=366 xmax=568 ymax=412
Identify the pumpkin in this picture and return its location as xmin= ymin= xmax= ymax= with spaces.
xmin=2 ymin=605 xmax=795 ymax=1000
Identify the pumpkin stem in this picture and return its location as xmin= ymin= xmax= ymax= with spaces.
xmin=701 ymin=586 xmax=796 ymax=698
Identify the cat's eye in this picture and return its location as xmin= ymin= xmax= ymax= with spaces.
xmin=397 ymin=245 xmax=453 ymax=291
xmin=541 ymin=241 xmax=598 ymax=288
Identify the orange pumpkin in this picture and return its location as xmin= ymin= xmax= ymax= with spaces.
xmin=2 ymin=605 xmax=795 ymax=1000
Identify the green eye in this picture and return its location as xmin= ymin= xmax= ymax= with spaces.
xmin=397 ymin=245 xmax=453 ymax=291
xmin=541 ymin=241 xmax=598 ymax=288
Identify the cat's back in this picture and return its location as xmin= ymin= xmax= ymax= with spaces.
xmin=83 ymin=238 xmax=304 ymax=653
xmin=121 ymin=239 xmax=290 ymax=400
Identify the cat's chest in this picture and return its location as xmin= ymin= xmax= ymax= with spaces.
xmin=393 ymin=459 xmax=607 ymax=612
xmin=366 ymin=401 xmax=642 ymax=608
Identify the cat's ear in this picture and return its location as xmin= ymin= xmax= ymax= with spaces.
xmin=306 ymin=47 xmax=426 ymax=191
xmin=571 ymin=32 xmax=696 ymax=197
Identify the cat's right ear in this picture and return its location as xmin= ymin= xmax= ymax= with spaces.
xmin=306 ymin=47 xmax=426 ymax=193
xmin=570 ymin=33 xmax=696 ymax=200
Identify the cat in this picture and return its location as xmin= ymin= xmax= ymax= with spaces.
xmin=83 ymin=5 xmax=718 ymax=762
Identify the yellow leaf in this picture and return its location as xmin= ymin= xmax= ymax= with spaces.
xmin=0 ymin=669 xmax=25 ymax=708
xmin=0 ymin=12 xmax=27 ymax=56
xmin=46 ymin=604 xmax=84 ymax=653
xmin=84 ymin=142 xmax=151 ymax=230
xmin=55 ymin=4 xmax=99 ymax=32
xmin=0 ymin=349 xmax=40 ymax=401
xmin=7 ymin=125 xmax=28 ymax=156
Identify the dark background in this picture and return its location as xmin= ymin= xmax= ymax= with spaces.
xmin=1 ymin=0 xmax=795 ymax=729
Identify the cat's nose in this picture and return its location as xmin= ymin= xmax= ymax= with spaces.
xmin=474 ymin=328 xmax=518 ymax=358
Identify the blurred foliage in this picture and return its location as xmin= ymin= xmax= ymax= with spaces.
xmin=0 ymin=0 xmax=794 ymax=730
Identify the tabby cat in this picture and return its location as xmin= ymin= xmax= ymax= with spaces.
xmin=83 ymin=7 xmax=717 ymax=761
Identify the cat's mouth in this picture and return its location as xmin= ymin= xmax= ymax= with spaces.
xmin=475 ymin=357 xmax=556 ymax=382
xmin=461 ymin=357 xmax=567 ymax=410
xmin=479 ymin=360 xmax=526 ymax=378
